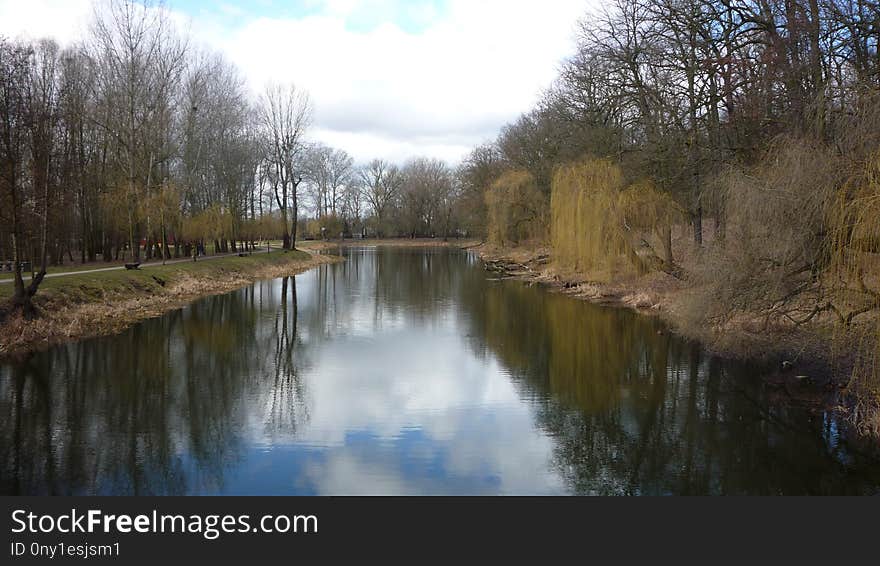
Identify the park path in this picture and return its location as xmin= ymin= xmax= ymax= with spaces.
xmin=0 ymin=245 xmax=281 ymax=284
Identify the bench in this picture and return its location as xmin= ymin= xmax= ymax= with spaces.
xmin=124 ymin=263 xmax=141 ymax=270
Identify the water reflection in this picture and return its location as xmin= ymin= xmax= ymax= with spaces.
xmin=1 ymin=247 xmax=878 ymax=494
xmin=462 ymin=281 xmax=880 ymax=494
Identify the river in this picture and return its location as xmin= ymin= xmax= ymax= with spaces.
xmin=2 ymin=246 xmax=879 ymax=494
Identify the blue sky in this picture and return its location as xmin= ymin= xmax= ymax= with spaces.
xmin=174 ymin=0 xmax=448 ymax=34
xmin=0 ymin=0 xmax=596 ymax=163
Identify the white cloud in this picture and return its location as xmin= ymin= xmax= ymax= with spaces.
xmin=239 ymin=272 xmax=568 ymax=495
xmin=0 ymin=0 xmax=93 ymax=45
xmin=0 ymin=0 xmax=597 ymax=164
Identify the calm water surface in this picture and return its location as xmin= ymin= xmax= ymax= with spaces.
xmin=2 ymin=247 xmax=879 ymax=495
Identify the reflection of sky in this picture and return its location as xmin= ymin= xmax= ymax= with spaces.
xmin=5 ymin=249 xmax=880 ymax=495
xmin=215 ymin=253 xmax=566 ymax=495
xmin=197 ymin=420 xmax=562 ymax=495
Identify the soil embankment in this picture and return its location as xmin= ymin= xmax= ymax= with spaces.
xmin=0 ymin=249 xmax=340 ymax=359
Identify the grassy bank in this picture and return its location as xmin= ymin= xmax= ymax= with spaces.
xmin=0 ymin=249 xmax=340 ymax=359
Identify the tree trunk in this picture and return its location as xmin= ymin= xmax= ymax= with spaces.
xmin=692 ymin=206 xmax=703 ymax=246
xmin=291 ymin=191 xmax=298 ymax=249
xmin=663 ymin=225 xmax=673 ymax=267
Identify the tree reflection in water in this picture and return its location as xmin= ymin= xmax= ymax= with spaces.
xmin=266 ymin=276 xmax=309 ymax=437
xmin=0 ymin=275 xmax=307 ymax=495
xmin=460 ymin=276 xmax=880 ymax=494
xmin=2 ymin=247 xmax=880 ymax=495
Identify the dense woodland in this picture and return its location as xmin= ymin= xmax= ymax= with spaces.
xmin=2 ymin=1 xmax=880 ymax=424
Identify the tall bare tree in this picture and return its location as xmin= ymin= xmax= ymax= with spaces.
xmin=303 ymin=143 xmax=353 ymax=218
xmin=89 ymin=0 xmax=187 ymax=260
xmin=359 ymin=159 xmax=402 ymax=237
xmin=258 ymin=83 xmax=311 ymax=249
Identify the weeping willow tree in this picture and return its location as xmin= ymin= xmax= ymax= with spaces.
xmin=140 ymin=183 xmax=182 ymax=261
xmin=485 ymin=169 xmax=548 ymax=245
xmin=99 ymin=182 xmax=138 ymax=260
xmin=551 ymin=158 xmax=681 ymax=281
xmin=182 ymin=204 xmax=234 ymax=254
xmin=618 ymin=180 xmax=684 ymax=274
xmin=827 ymin=150 xmax=880 ymax=435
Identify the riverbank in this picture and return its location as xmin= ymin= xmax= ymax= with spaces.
xmin=0 ymin=249 xmax=340 ymax=360
xmin=476 ymin=242 xmax=880 ymax=435
xmin=475 ymin=242 xmax=855 ymax=392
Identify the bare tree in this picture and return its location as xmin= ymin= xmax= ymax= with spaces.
xmin=89 ymin=0 xmax=187 ymax=260
xmin=359 ymin=159 xmax=401 ymax=237
xmin=303 ymin=143 xmax=353 ymax=218
xmin=399 ymin=158 xmax=453 ymax=237
xmin=0 ymin=39 xmax=38 ymax=316
xmin=258 ymin=83 xmax=311 ymax=249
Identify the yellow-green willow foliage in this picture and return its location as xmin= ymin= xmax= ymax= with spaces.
xmin=182 ymin=204 xmax=234 ymax=244
xmin=312 ymin=214 xmax=344 ymax=240
xmin=485 ymin=170 xmax=548 ymax=245
xmin=552 ymin=158 xmax=623 ymax=278
xmin=99 ymin=183 xmax=136 ymax=234
xmin=827 ymin=151 xmax=880 ymax=310
xmin=140 ymin=184 xmax=182 ymax=231
xmin=253 ymin=214 xmax=285 ymax=240
xmin=618 ymin=180 xmax=683 ymax=269
xmin=827 ymin=151 xmax=880 ymax=433
xmin=551 ymin=158 xmax=681 ymax=280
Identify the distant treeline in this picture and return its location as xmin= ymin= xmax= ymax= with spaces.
xmin=456 ymin=0 xmax=880 ymax=430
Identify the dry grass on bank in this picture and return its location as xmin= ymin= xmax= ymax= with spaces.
xmin=0 ymin=249 xmax=339 ymax=359
xmin=475 ymin=239 xmax=838 ymax=363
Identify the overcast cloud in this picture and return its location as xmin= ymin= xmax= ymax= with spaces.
xmin=0 ymin=0 xmax=596 ymax=164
